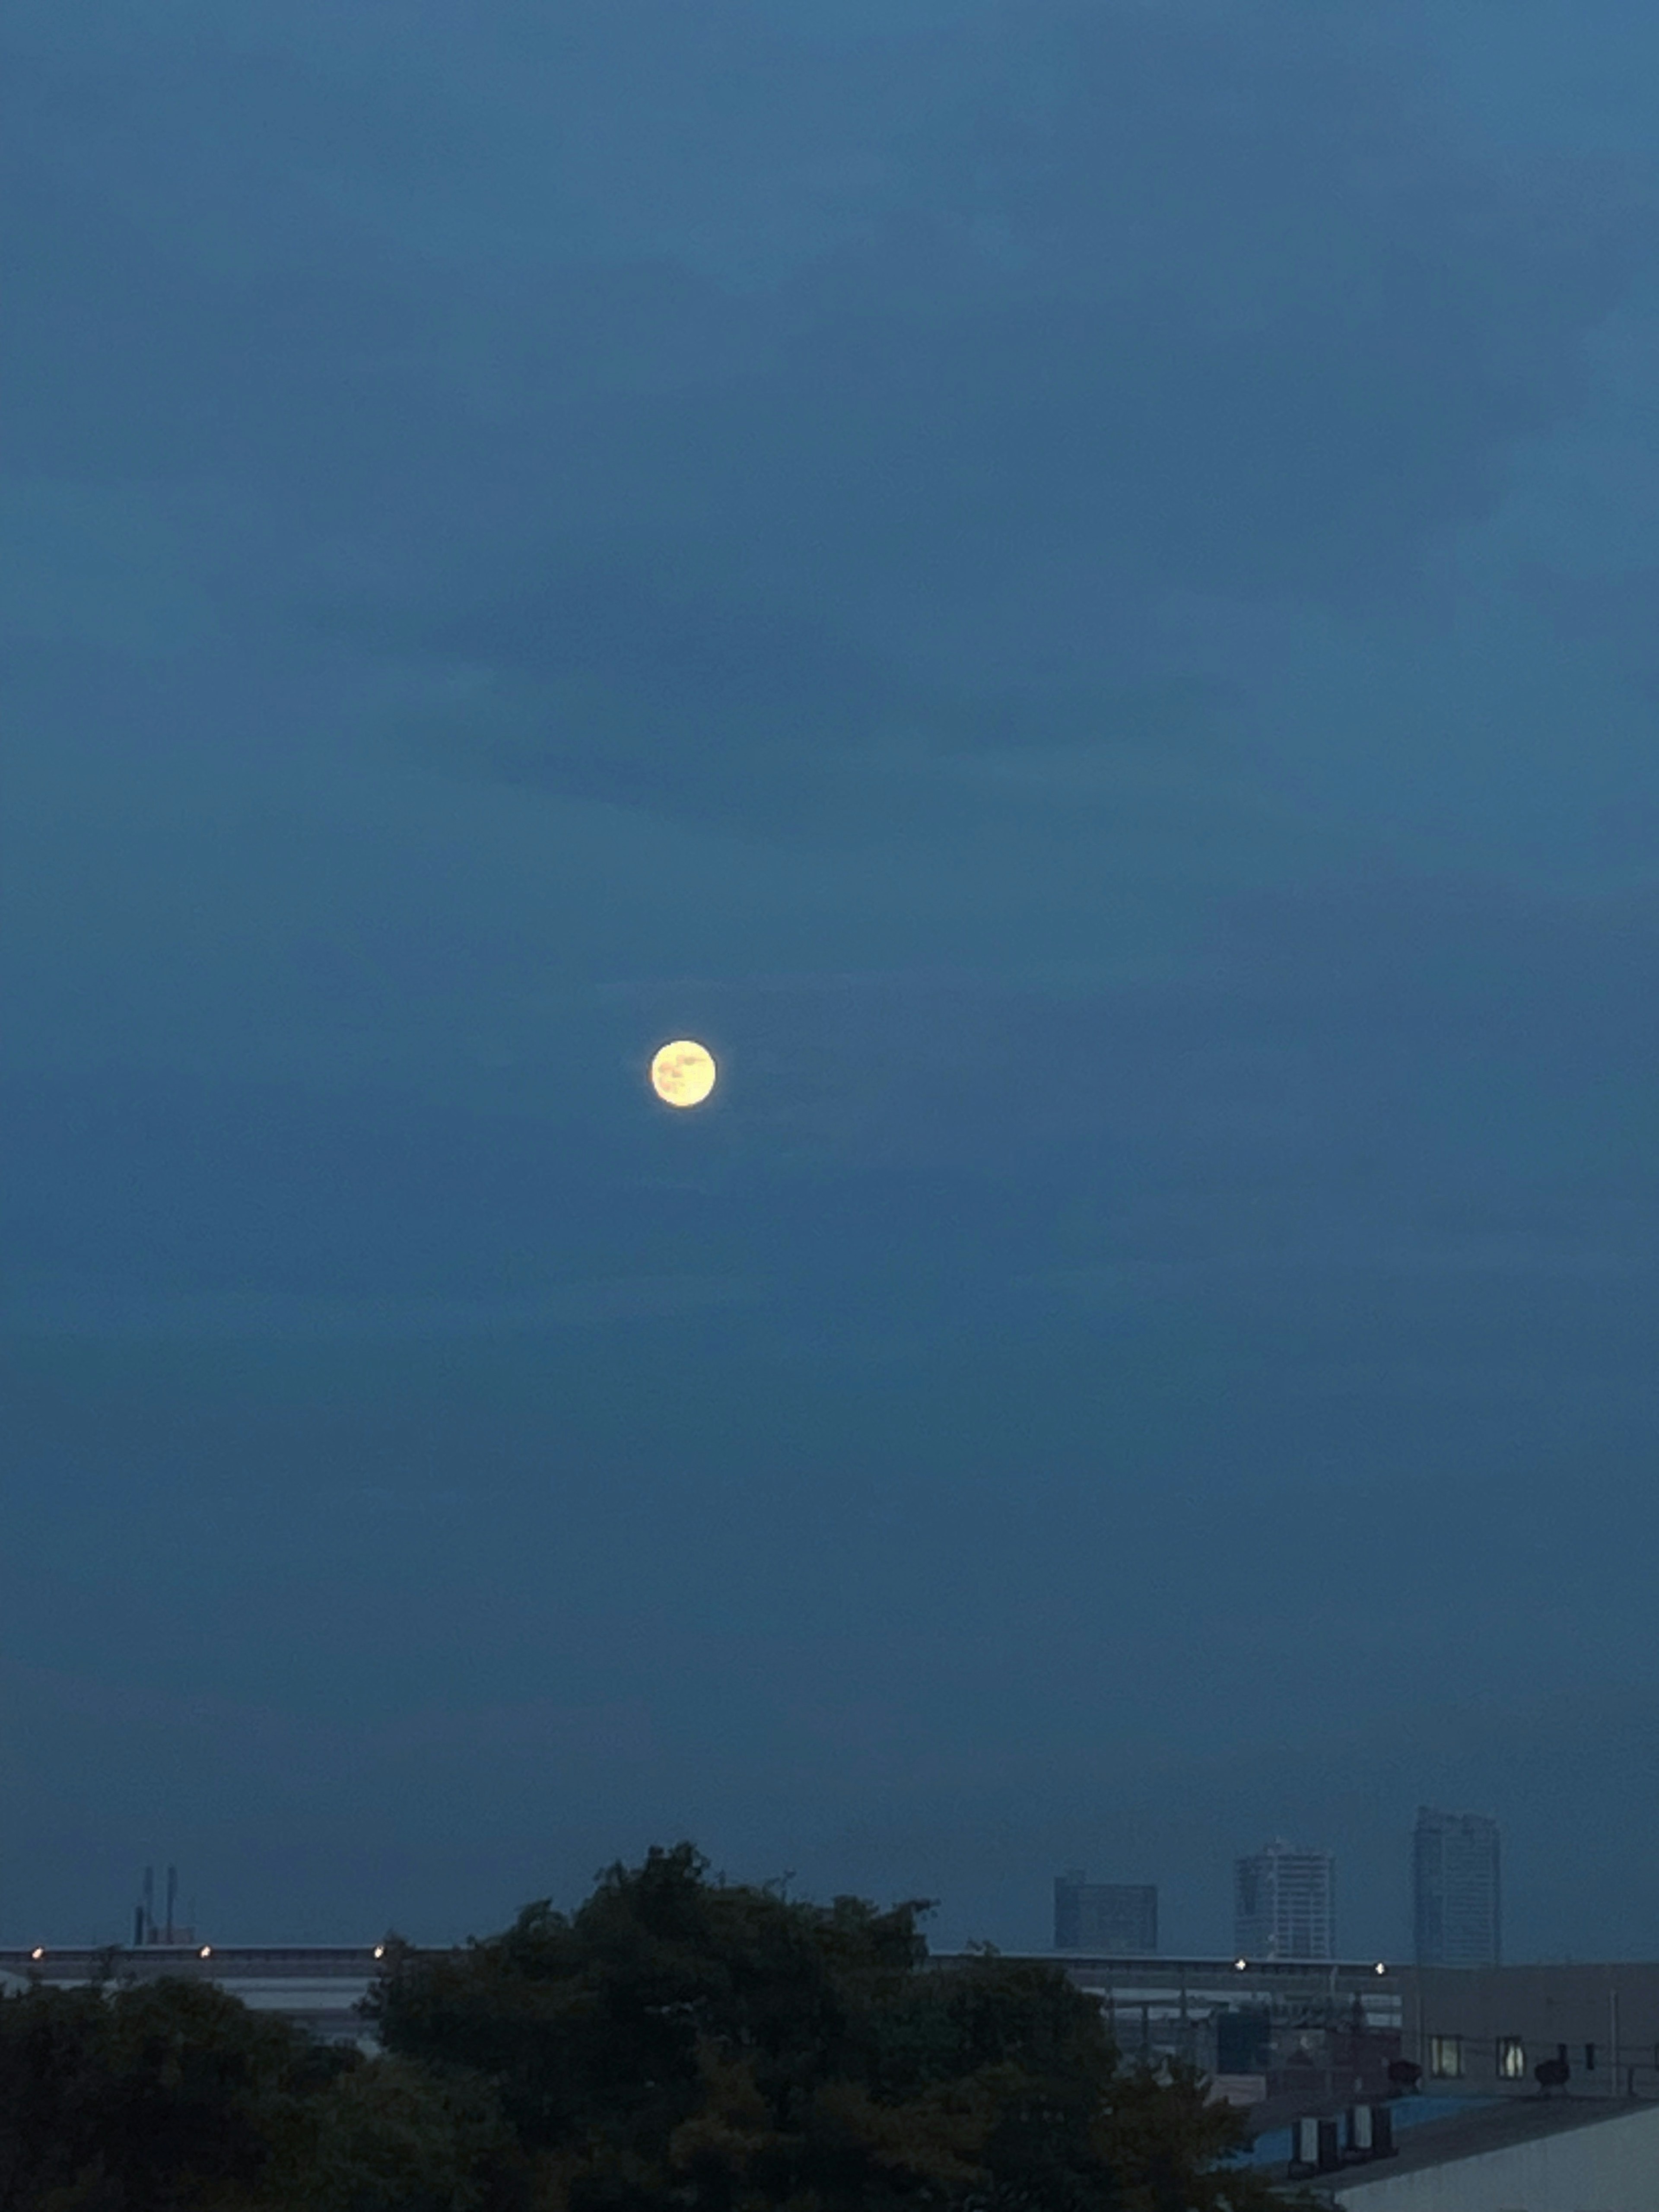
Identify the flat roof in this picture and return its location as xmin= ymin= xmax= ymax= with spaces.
xmin=1299 ymin=2094 xmax=1646 ymax=2192
xmin=934 ymin=1953 xmax=1398 ymax=1974
xmin=0 ymin=1947 xmax=388 ymax=1977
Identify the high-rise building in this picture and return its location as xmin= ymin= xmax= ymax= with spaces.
xmin=1053 ymin=1871 xmax=1158 ymax=1954
xmin=1234 ymin=1840 xmax=1335 ymax=1961
xmin=1413 ymin=1806 xmax=1500 ymax=1967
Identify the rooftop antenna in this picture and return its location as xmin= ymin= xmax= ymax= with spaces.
xmin=142 ymin=1866 xmax=156 ymax=1947
xmin=165 ymin=1866 xmax=177 ymax=1946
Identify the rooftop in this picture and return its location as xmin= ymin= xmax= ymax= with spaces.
xmin=1253 ymin=2091 xmax=1653 ymax=2194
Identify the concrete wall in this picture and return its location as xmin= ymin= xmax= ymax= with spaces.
xmin=1335 ymin=2101 xmax=1659 ymax=2212
xmin=1394 ymin=1965 xmax=1659 ymax=2098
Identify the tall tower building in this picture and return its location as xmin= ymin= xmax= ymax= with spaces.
xmin=1053 ymin=1871 xmax=1157 ymax=1954
xmin=1413 ymin=1807 xmax=1500 ymax=1966
xmin=1234 ymin=1840 xmax=1335 ymax=1961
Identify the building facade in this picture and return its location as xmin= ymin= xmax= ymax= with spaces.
xmin=950 ymin=1950 xmax=1406 ymax=2122
xmin=0 ymin=1947 xmax=386 ymax=2048
xmin=1393 ymin=1960 xmax=1659 ymax=2099
xmin=939 ymin=1951 xmax=1659 ymax=2113
xmin=1053 ymin=1872 xmax=1157 ymax=1954
xmin=1235 ymin=1839 xmax=1336 ymax=1961
xmin=1412 ymin=1807 xmax=1500 ymax=1968
xmin=19 ymin=1940 xmax=1659 ymax=2134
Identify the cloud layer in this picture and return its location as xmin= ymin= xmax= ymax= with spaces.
xmin=6 ymin=0 xmax=1659 ymax=1954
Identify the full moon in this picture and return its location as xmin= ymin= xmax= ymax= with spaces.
xmin=649 ymin=1038 xmax=717 ymax=1109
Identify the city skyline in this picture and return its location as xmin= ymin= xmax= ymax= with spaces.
xmin=29 ymin=1803 xmax=1526 ymax=1965
xmin=1054 ymin=1809 xmax=1506 ymax=1965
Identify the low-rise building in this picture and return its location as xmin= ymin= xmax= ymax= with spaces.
xmin=1327 ymin=2093 xmax=1659 ymax=2211
xmin=935 ymin=1949 xmax=1406 ymax=2121
xmin=0 ymin=1946 xmax=389 ymax=2048
xmin=935 ymin=1952 xmax=1659 ymax=2117
xmin=1396 ymin=1961 xmax=1659 ymax=2100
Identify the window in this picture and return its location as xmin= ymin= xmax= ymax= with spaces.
xmin=1496 ymin=2037 xmax=1526 ymax=2079
xmin=1429 ymin=2035 xmax=1464 ymax=2079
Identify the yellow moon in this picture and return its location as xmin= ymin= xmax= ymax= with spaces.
xmin=649 ymin=1038 xmax=717 ymax=1109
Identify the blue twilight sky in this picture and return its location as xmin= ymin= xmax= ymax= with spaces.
xmin=5 ymin=0 xmax=1659 ymax=1961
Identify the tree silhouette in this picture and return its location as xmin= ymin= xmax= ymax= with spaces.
xmin=0 ymin=1848 xmax=1314 ymax=2210
xmin=369 ymin=1840 xmax=1296 ymax=2212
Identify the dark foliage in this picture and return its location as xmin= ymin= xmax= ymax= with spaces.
xmin=0 ymin=1850 xmax=1304 ymax=2210
xmin=0 ymin=1973 xmax=525 ymax=2212
xmin=0 ymin=1972 xmax=345 ymax=2211
xmin=369 ymin=1842 xmax=1293 ymax=2212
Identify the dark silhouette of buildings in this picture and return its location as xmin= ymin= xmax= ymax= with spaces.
xmin=1413 ymin=1805 xmax=1500 ymax=1967
xmin=1234 ymin=1840 xmax=1335 ymax=1961
xmin=1053 ymin=1871 xmax=1157 ymax=1953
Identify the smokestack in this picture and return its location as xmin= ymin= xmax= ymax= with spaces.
xmin=165 ymin=1866 xmax=177 ymax=1945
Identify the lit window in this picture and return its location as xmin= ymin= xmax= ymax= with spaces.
xmin=1429 ymin=2035 xmax=1464 ymax=2079
xmin=1496 ymin=2037 xmax=1525 ymax=2079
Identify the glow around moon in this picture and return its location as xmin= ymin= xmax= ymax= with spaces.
xmin=649 ymin=1038 xmax=718 ymax=1109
